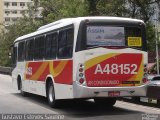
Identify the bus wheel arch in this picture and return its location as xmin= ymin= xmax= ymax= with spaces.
xmin=46 ymin=77 xmax=59 ymax=108
xmin=17 ymin=75 xmax=21 ymax=90
xmin=17 ymin=75 xmax=27 ymax=96
xmin=46 ymin=77 xmax=54 ymax=96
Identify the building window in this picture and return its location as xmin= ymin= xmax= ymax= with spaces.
xmin=12 ymin=2 xmax=17 ymax=6
xmin=4 ymin=2 xmax=10 ymax=7
xmin=5 ymin=17 xmax=10 ymax=22
xmin=20 ymin=2 xmax=25 ymax=6
xmin=12 ymin=10 xmax=17 ymax=14
xmin=5 ymin=11 xmax=10 ymax=14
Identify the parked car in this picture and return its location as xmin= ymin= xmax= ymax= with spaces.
xmin=131 ymin=75 xmax=155 ymax=102
xmin=125 ymin=75 xmax=157 ymax=103
xmin=147 ymin=75 xmax=156 ymax=81
xmin=146 ymin=75 xmax=160 ymax=107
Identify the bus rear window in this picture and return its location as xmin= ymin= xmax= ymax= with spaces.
xmin=86 ymin=26 xmax=142 ymax=48
xmin=125 ymin=27 xmax=142 ymax=47
xmin=87 ymin=26 xmax=125 ymax=46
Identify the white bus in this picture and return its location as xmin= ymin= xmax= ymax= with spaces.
xmin=11 ymin=17 xmax=148 ymax=108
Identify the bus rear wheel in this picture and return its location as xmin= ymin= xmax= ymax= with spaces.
xmin=157 ymin=99 xmax=160 ymax=107
xmin=94 ymin=98 xmax=116 ymax=107
xmin=47 ymin=81 xmax=59 ymax=108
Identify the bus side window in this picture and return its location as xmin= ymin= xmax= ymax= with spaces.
xmin=12 ymin=46 xmax=17 ymax=66
xmin=25 ymin=40 xmax=29 ymax=60
xmin=35 ymin=36 xmax=45 ymax=60
xmin=18 ymin=41 xmax=25 ymax=61
xmin=58 ymin=28 xmax=74 ymax=59
xmin=26 ymin=39 xmax=34 ymax=61
xmin=45 ymin=33 xmax=58 ymax=59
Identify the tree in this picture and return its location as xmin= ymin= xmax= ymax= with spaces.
xmin=86 ymin=0 xmax=99 ymax=15
xmin=0 ymin=1 xmax=42 ymax=66
xmin=0 ymin=17 xmax=41 ymax=66
xmin=0 ymin=0 xmax=159 ymax=66
xmin=146 ymin=22 xmax=156 ymax=51
xmin=40 ymin=0 xmax=88 ymax=23
xmin=84 ymin=0 xmax=158 ymax=52
xmin=85 ymin=0 xmax=159 ymax=23
xmin=96 ymin=0 xmax=128 ymax=16
xmin=126 ymin=0 xmax=155 ymax=23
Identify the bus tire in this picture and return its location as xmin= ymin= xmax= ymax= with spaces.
xmin=47 ymin=81 xmax=59 ymax=108
xmin=19 ymin=80 xmax=27 ymax=96
xmin=157 ymin=99 xmax=160 ymax=107
xmin=132 ymin=97 xmax=140 ymax=103
xmin=94 ymin=98 xmax=116 ymax=107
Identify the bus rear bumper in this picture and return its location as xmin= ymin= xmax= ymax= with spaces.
xmin=73 ymin=83 xmax=147 ymax=98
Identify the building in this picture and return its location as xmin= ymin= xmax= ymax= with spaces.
xmin=0 ymin=0 xmax=42 ymax=28
xmin=0 ymin=1 xmax=4 ymax=28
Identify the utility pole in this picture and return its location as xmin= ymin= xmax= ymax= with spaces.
xmin=156 ymin=28 xmax=159 ymax=74
xmin=155 ymin=9 xmax=159 ymax=74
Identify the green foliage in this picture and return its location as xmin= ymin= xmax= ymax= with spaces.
xmin=58 ymin=0 xmax=88 ymax=18
xmin=40 ymin=0 xmax=88 ymax=23
xmin=126 ymin=0 xmax=155 ymax=22
xmin=146 ymin=22 xmax=156 ymax=51
xmin=96 ymin=0 xmax=128 ymax=16
xmin=0 ymin=17 xmax=42 ymax=66
xmin=0 ymin=0 xmax=159 ymax=66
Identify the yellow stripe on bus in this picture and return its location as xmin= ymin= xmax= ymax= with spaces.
xmin=49 ymin=61 xmax=68 ymax=77
xmin=128 ymin=56 xmax=144 ymax=85
xmin=85 ymin=53 xmax=120 ymax=70
xmin=24 ymin=62 xmax=29 ymax=80
xmin=30 ymin=62 xmax=48 ymax=80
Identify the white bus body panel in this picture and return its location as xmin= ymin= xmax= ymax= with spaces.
xmin=72 ymin=47 xmax=148 ymax=98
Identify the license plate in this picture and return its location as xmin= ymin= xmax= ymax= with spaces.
xmin=108 ymin=91 xmax=120 ymax=97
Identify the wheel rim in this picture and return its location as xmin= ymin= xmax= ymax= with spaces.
xmin=49 ymin=85 xmax=54 ymax=103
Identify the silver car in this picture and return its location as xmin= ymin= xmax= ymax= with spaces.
xmin=146 ymin=75 xmax=160 ymax=107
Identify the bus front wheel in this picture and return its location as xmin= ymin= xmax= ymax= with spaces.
xmin=19 ymin=80 xmax=27 ymax=96
xmin=94 ymin=98 xmax=116 ymax=107
xmin=47 ymin=81 xmax=59 ymax=108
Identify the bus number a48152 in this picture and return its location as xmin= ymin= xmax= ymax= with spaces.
xmin=94 ymin=64 xmax=138 ymax=75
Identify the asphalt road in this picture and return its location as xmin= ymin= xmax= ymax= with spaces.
xmin=0 ymin=74 xmax=160 ymax=120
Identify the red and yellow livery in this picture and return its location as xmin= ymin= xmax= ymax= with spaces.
xmin=25 ymin=60 xmax=73 ymax=84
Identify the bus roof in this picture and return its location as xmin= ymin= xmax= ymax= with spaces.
xmin=14 ymin=16 xmax=144 ymax=43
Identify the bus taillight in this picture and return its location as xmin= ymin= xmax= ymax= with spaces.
xmin=79 ymin=68 xmax=84 ymax=73
xmin=142 ymin=77 xmax=148 ymax=84
xmin=79 ymin=78 xmax=84 ymax=84
xmin=77 ymin=64 xmax=86 ymax=85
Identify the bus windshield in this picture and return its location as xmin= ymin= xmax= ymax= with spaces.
xmin=86 ymin=26 xmax=142 ymax=48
